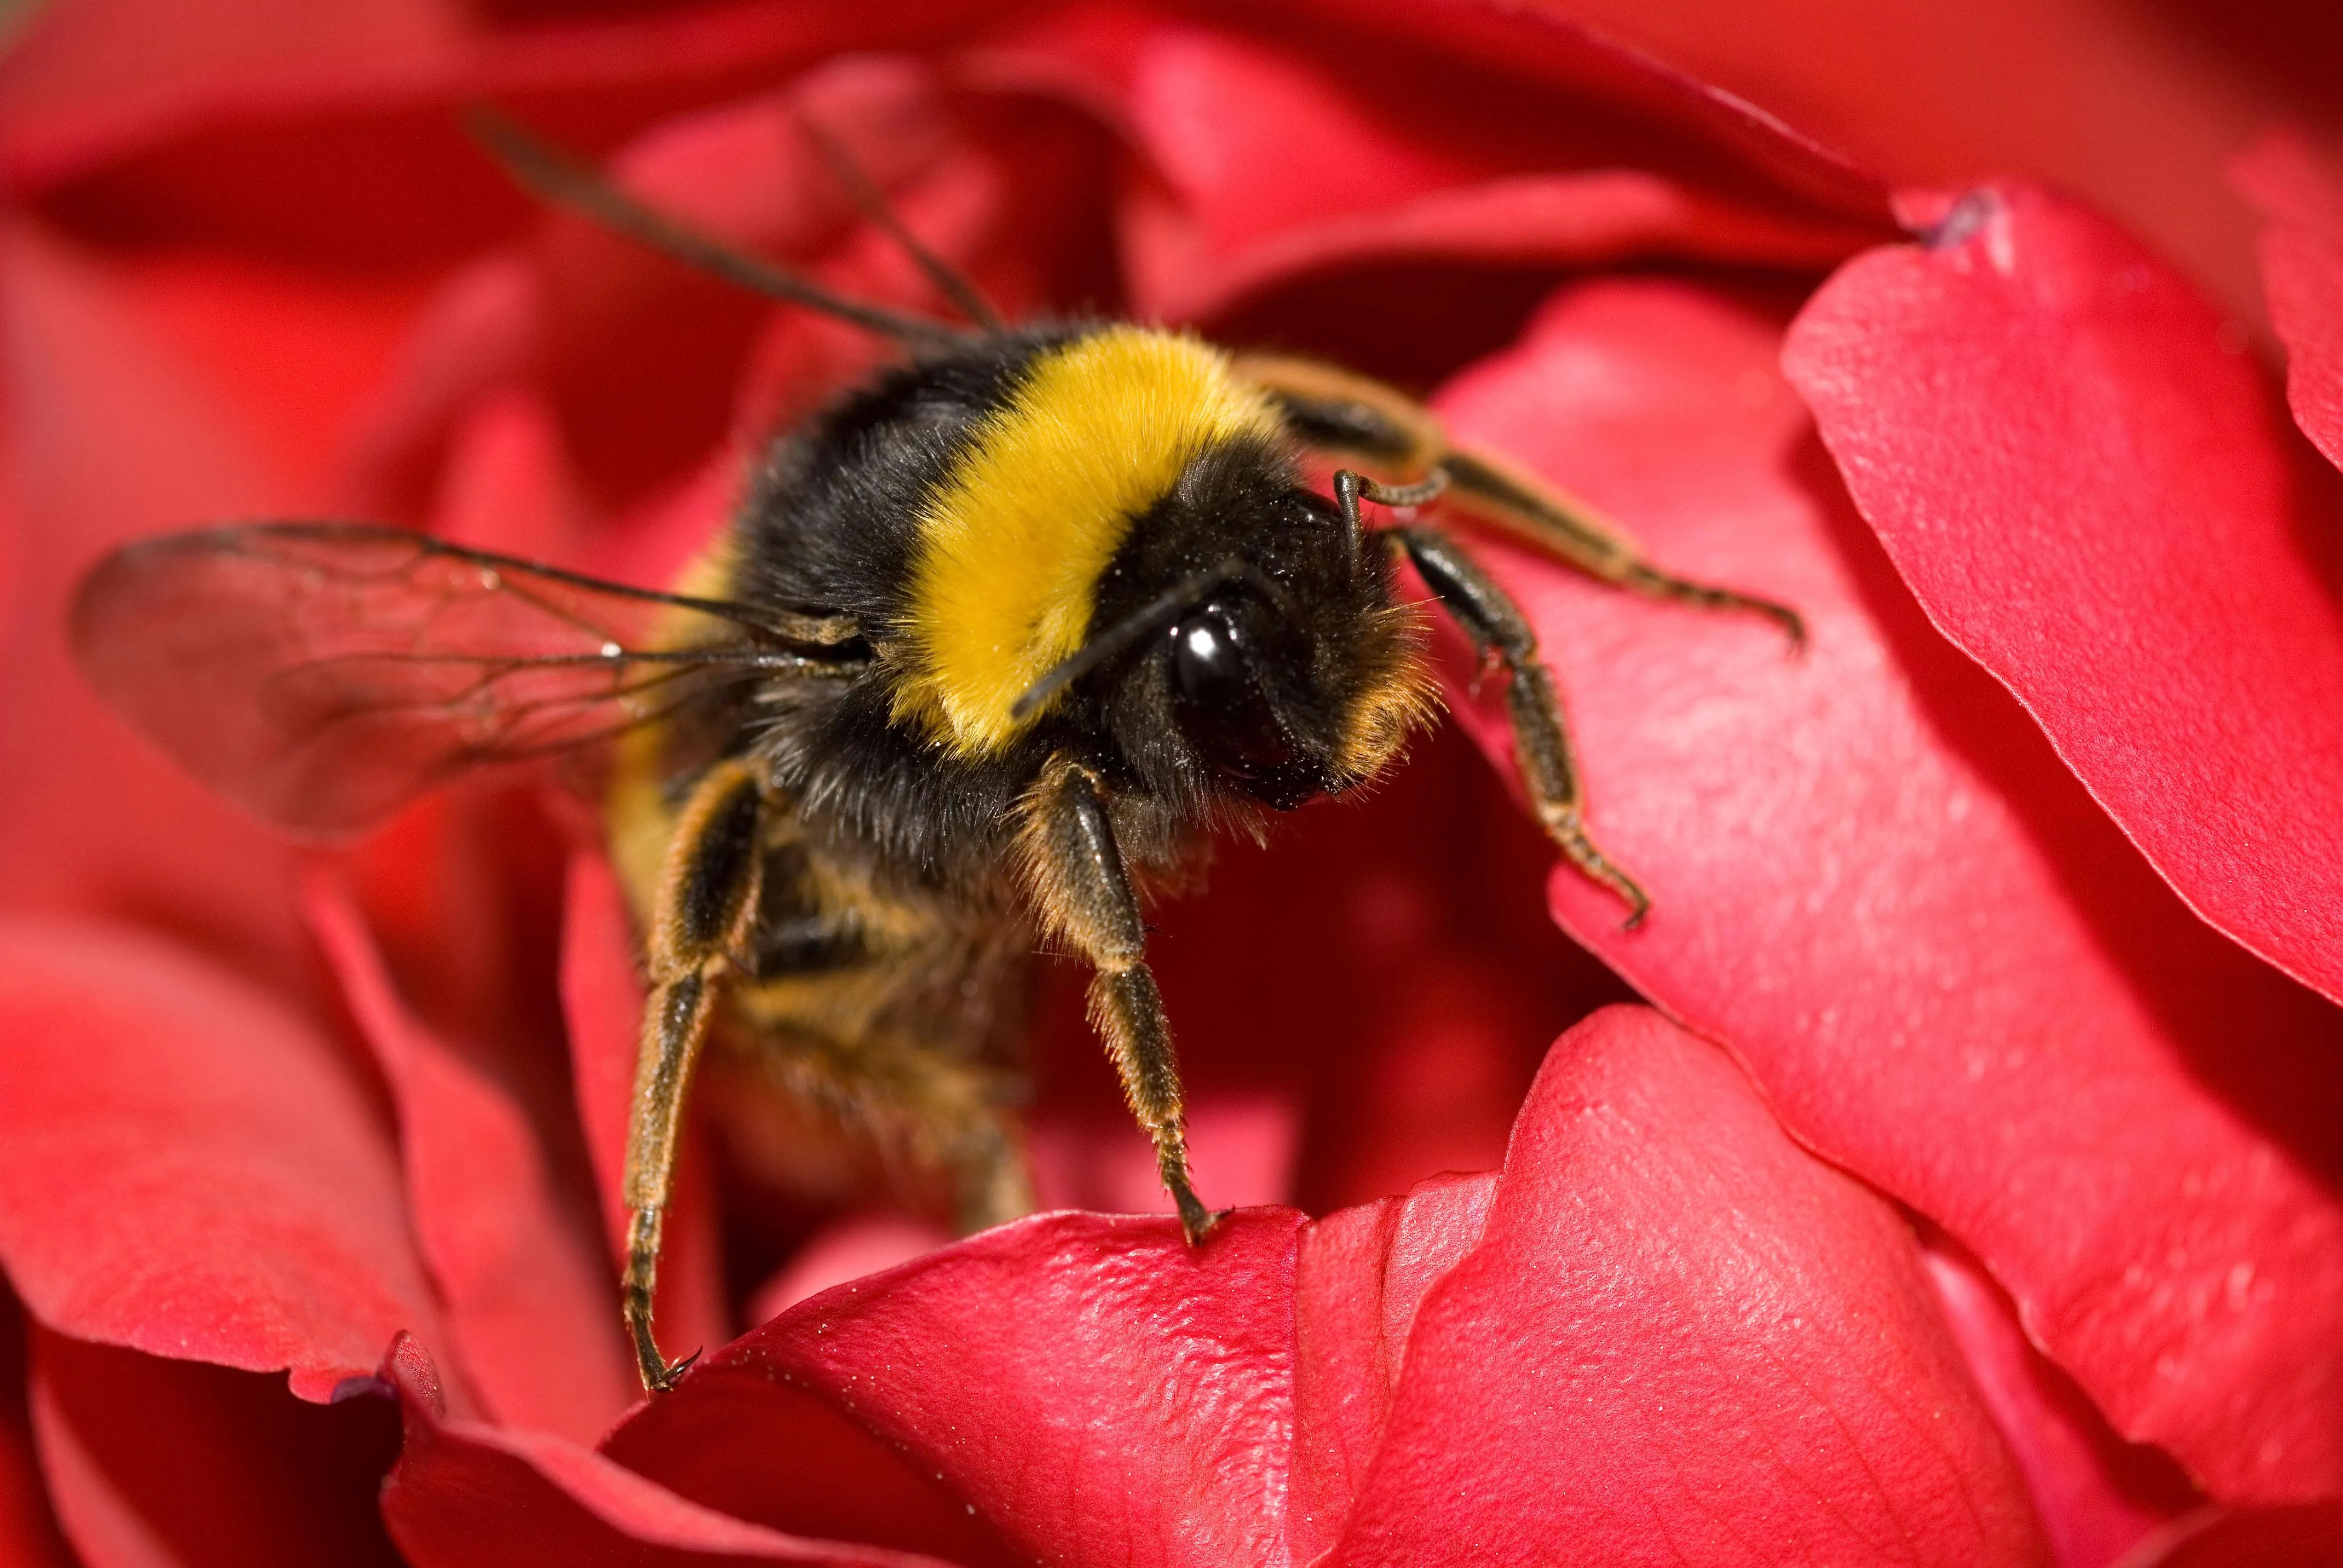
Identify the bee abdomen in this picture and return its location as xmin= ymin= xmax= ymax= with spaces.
xmin=727 ymin=827 xmax=1026 ymax=1065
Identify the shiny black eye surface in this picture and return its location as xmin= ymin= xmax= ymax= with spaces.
xmin=1167 ymin=601 xmax=1298 ymax=780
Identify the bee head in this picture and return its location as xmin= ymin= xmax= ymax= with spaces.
xmin=1071 ymin=435 xmax=1438 ymax=818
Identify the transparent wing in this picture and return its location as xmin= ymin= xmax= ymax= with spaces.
xmin=70 ymin=523 xmax=860 ymax=835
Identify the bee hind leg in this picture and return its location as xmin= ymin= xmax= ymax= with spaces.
xmin=1388 ymin=524 xmax=1652 ymax=929
xmin=1019 ymin=757 xmax=1220 ymax=1244
xmin=945 ymin=1106 xmax=1036 ymax=1234
xmin=623 ymin=759 xmax=768 ymax=1393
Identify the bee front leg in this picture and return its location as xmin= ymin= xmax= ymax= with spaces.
xmin=623 ymin=758 xmax=767 ymax=1392
xmin=1431 ymin=451 xmax=1806 ymax=647
xmin=1389 ymin=524 xmax=1652 ymax=929
xmin=1020 ymin=757 xmax=1220 ymax=1243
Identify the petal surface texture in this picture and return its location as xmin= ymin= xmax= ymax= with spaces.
xmin=603 ymin=1009 xmax=2043 ymax=1567
xmin=378 ymin=1337 xmax=964 ymax=1568
xmin=307 ymin=874 xmax=634 ymax=1442
xmin=0 ymin=921 xmax=436 ymax=1400
xmin=607 ymin=1210 xmax=1306 ymax=1568
xmin=1783 ymin=181 xmax=2343 ymax=1005
xmin=1323 ymin=1006 xmax=2046 ymax=1566
xmin=2234 ymin=132 xmax=2343 ymax=476
xmin=31 ymin=1330 xmax=404 ymax=1568
xmin=1435 ymin=277 xmax=2343 ymax=1501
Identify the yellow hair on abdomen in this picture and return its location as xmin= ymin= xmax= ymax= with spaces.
xmin=895 ymin=326 xmax=1283 ymax=755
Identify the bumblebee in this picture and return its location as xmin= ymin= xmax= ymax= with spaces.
xmin=69 ymin=116 xmax=1799 ymax=1393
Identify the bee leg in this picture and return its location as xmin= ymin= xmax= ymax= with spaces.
xmin=623 ymin=759 xmax=767 ymax=1393
xmin=1020 ymin=757 xmax=1220 ymax=1243
xmin=952 ymin=1103 xmax=1037 ymax=1233
xmin=1388 ymin=524 xmax=1652 ymax=929
xmin=1432 ymin=451 xmax=1805 ymax=648
xmin=1235 ymin=351 xmax=1799 ymax=644
xmin=1332 ymin=466 xmax=1449 ymax=558
xmin=797 ymin=114 xmax=1006 ymax=331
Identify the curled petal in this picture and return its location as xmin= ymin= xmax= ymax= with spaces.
xmin=1783 ymin=179 xmax=2343 ymax=1008
xmin=0 ymin=921 xmax=437 ymax=1398
xmin=1919 ymin=1231 xmax=2199 ymax=1567
xmin=1434 ymin=277 xmax=2343 ymax=1500
xmin=603 ymin=1008 xmax=2052 ymax=1564
xmin=2233 ymin=130 xmax=2343 ymax=476
xmin=1277 ymin=0 xmax=1888 ymax=221
xmin=376 ymin=1335 xmax=959 ymax=1568
xmin=306 ymin=872 xmax=634 ymax=1443
xmin=1288 ymin=1172 xmax=1496 ymax=1563
xmin=605 ymin=1211 xmax=1308 ymax=1568
xmin=1324 ymin=1006 xmax=2047 ymax=1567
xmin=1110 ymin=22 xmax=1885 ymax=320
xmin=30 ymin=1327 xmax=404 ymax=1568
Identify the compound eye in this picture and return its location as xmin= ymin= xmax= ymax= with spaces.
xmin=1168 ymin=602 xmax=1298 ymax=779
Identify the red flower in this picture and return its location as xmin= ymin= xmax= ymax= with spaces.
xmin=1 ymin=3 xmax=2341 ymax=1565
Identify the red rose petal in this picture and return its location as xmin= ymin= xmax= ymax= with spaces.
xmin=429 ymin=388 xmax=592 ymax=564
xmin=1279 ymin=0 xmax=1889 ymax=221
xmin=342 ymin=254 xmax=540 ymax=527
xmin=711 ymin=92 xmax=1059 ymax=442
xmin=0 ymin=921 xmax=437 ymax=1399
xmin=1326 ymin=1006 xmax=2048 ymax=1566
xmin=1783 ymin=180 xmax=2343 ymax=1008
xmin=377 ymin=1334 xmax=961 ymax=1568
xmin=1026 ymin=1092 xmax=1298 ymax=1217
xmin=527 ymin=80 xmax=879 ymax=508
xmin=559 ymin=849 xmax=730 ymax=1373
xmin=0 ymin=0 xmax=470 ymax=179
xmin=1135 ymin=169 xmax=1880 ymax=327
xmin=305 ymin=872 xmax=634 ymax=1443
xmin=1115 ymin=21 xmax=1883 ymax=320
xmin=0 ymin=1298 xmax=74 ymax=1568
xmin=528 ymin=57 xmax=1006 ymax=509
xmin=606 ymin=1210 xmax=1307 ymax=1568
xmin=2233 ymin=131 xmax=2343 ymax=476
xmin=1575 ymin=0 xmax=2343 ymax=329
xmin=993 ymin=0 xmax=1885 ymax=222
xmin=30 ymin=1328 xmax=404 ymax=1568
xmin=2128 ymin=1503 xmax=2343 ymax=1568
xmin=0 ymin=1 xmax=985 ymax=231
xmin=745 ymin=1215 xmax=952 ymax=1326
xmin=0 ymin=223 xmax=409 ymax=989
xmin=580 ymin=446 xmax=740 ymax=604
xmin=1919 ymin=1231 xmax=2199 ymax=1567
xmin=1432 ymin=278 xmax=2343 ymax=1499
xmin=1288 ymin=1171 xmax=1495 ymax=1563
xmin=343 ymin=56 xmax=1017 ymax=532
xmin=334 ymin=780 xmax=578 ymax=1141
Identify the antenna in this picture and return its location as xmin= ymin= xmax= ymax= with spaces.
xmin=466 ymin=107 xmax=971 ymax=350
xmin=798 ymin=113 xmax=1007 ymax=332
